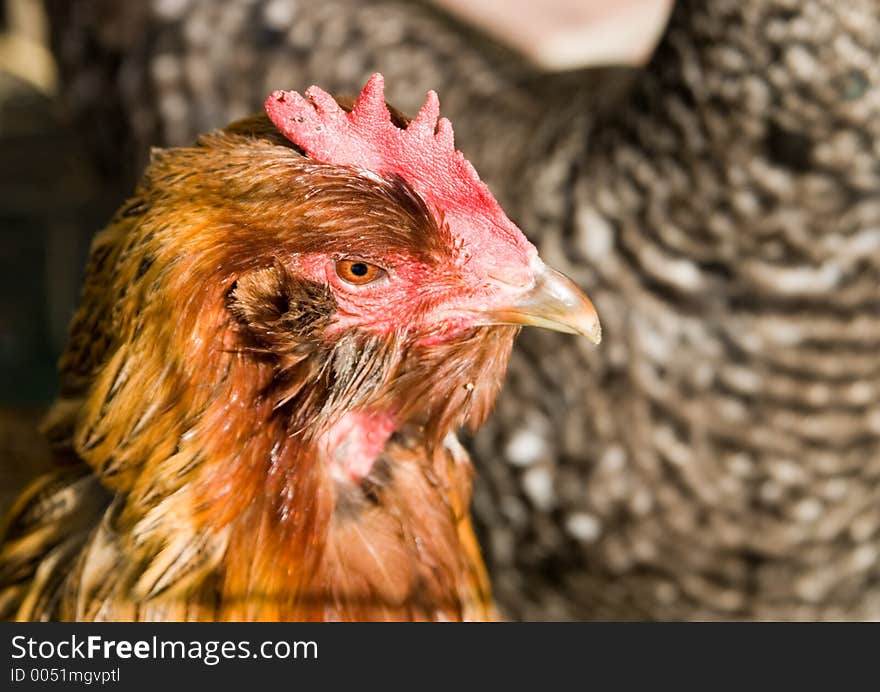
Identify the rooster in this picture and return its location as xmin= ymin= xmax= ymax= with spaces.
xmin=0 ymin=74 xmax=600 ymax=621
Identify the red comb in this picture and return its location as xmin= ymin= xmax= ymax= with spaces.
xmin=264 ymin=73 xmax=534 ymax=261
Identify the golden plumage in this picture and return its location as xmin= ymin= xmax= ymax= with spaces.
xmin=1 ymin=113 xmax=506 ymax=621
xmin=1 ymin=81 xmax=599 ymax=621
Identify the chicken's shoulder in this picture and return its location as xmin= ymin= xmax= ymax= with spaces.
xmin=42 ymin=195 xmax=147 ymax=458
xmin=0 ymin=461 xmax=110 ymax=620
xmin=56 ymin=207 xmax=139 ymax=395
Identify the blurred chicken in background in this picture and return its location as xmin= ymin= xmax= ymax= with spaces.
xmin=4 ymin=0 xmax=880 ymax=620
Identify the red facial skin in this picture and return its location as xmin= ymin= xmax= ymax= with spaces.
xmin=292 ymin=242 xmax=538 ymax=343
xmin=291 ymin=242 xmax=537 ymax=482
xmin=295 ymin=241 xmax=537 ymax=481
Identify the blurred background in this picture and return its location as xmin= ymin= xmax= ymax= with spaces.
xmin=2 ymin=0 xmax=880 ymax=620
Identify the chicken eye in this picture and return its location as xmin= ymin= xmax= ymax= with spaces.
xmin=334 ymin=259 xmax=385 ymax=285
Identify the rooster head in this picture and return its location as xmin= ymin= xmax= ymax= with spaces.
xmin=263 ymin=73 xmax=601 ymax=345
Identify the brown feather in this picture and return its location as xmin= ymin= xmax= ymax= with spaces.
xmin=1 ymin=109 xmax=514 ymax=621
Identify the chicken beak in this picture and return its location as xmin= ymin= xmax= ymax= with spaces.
xmin=484 ymin=264 xmax=602 ymax=344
